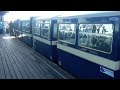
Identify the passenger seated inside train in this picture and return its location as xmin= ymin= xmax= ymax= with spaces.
xmin=92 ymin=25 xmax=97 ymax=33
xmin=97 ymin=27 xmax=100 ymax=34
xmin=91 ymin=36 xmax=111 ymax=52
xmin=102 ymin=26 xmax=108 ymax=34
xmin=68 ymin=27 xmax=72 ymax=31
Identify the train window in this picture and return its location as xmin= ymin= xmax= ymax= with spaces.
xmin=41 ymin=20 xmax=50 ymax=23
xmin=41 ymin=23 xmax=50 ymax=38
xmin=14 ymin=22 xmax=18 ymax=30
xmin=58 ymin=24 xmax=76 ymax=44
xmin=25 ymin=21 xmax=30 ymax=33
xmin=33 ymin=20 xmax=40 ymax=35
xmin=18 ymin=22 xmax=21 ymax=30
xmin=78 ymin=24 xmax=113 ymax=53
xmin=22 ymin=22 xmax=26 ymax=32
xmin=15 ymin=21 xmax=20 ymax=30
xmin=0 ymin=22 xmax=3 ymax=29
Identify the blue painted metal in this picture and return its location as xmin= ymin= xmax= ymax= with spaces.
xmin=21 ymin=18 xmax=33 ymax=47
xmin=14 ymin=19 xmax=21 ymax=38
xmin=34 ymin=39 xmax=52 ymax=59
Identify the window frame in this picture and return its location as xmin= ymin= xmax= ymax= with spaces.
xmin=25 ymin=21 xmax=30 ymax=33
xmin=40 ymin=22 xmax=51 ymax=39
xmin=78 ymin=23 xmax=114 ymax=54
xmin=33 ymin=20 xmax=41 ymax=36
xmin=58 ymin=23 xmax=77 ymax=45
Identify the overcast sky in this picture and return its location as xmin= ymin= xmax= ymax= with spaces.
xmin=4 ymin=11 xmax=114 ymax=22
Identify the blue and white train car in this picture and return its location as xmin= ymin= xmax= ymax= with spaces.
xmin=17 ymin=20 xmax=22 ymax=40
xmin=57 ymin=11 xmax=120 ymax=79
xmin=0 ymin=22 xmax=4 ymax=34
xmin=14 ymin=19 xmax=22 ymax=39
xmin=33 ymin=17 xmax=58 ymax=63
xmin=21 ymin=18 xmax=33 ymax=47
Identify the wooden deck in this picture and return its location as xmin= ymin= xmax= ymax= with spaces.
xmin=0 ymin=34 xmax=76 ymax=79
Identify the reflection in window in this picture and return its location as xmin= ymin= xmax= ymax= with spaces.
xmin=13 ymin=21 xmax=17 ymax=29
xmin=22 ymin=21 xmax=30 ymax=33
xmin=0 ymin=22 xmax=3 ymax=29
xmin=18 ymin=21 xmax=21 ymax=30
xmin=25 ymin=22 xmax=30 ymax=33
xmin=33 ymin=20 xmax=40 ymax=35
xmin=58 ymin=24 xmax=76 ymax=44
xmin=78 ymin=24 xmax=113 ymax=53
xmin=14 ymin=21 xmax=20 ymax=30
xmin=41 ymin=20 xmax=50 ymax=23
xmin=22 ymin=22 xmax=26 ymax=32
xmin=41 ymin=22 xmax=50 ymax=38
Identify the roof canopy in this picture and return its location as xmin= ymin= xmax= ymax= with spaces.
xmin=0 ymin=11 xmax=8 ymax=16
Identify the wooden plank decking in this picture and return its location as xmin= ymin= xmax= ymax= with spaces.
xmin=0 ymin=34 xmax=76 ymax=79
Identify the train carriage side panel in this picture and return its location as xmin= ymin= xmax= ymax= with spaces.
xmin=57 ymin=14 xmax=120 ymax=79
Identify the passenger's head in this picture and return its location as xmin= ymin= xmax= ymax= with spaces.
xmin=103 ymin=26 xmax=105 ymax=29
xmin=10 ymin=21 xmax=13 ymax=23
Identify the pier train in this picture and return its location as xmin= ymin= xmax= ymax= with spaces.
xmin=14 ymin=12 xmax=120 ymax=79
xmin=0 ymin=22 xmax=4 ymax=34
xmin=14 ymin=19 xmax=22 ymax=38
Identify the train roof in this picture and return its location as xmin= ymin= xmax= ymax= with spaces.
xmin=58 ymin=11 xmax=120 ymax=19
xmin=34 ymin=15 xmax=59 ymax=20
xmin=21 ymin=19 xmax=30 ymax=21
